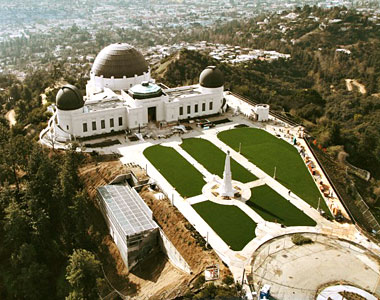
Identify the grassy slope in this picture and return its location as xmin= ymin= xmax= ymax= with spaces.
xmin=248 ymin=185 xmax=316 ymax=226
xmin=180 ymin=138 xmax=257 ymax=183
xmin=218 ymin=128 xmax=330 ymax=213
xmin=144 ymin=145 xmax=205 ymax=198
xmin=192 ymin=201 xmax=256 ymax=251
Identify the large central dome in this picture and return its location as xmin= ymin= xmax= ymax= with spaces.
xmin=91 ymin=43 xmax=149 ymax=79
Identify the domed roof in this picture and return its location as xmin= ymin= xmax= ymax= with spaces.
xmin=91 ymin=43 xmax=149 ymax=79
xmin=199 ymin=66 xmax=224 ymax=88
xmin=129 ymin=81 xmax=162 ymax=100
xmin=56 ymin=85 xmax=84 ymax=111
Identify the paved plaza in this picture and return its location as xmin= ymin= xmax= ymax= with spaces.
xmin=79 ymin=112 xmax=380 ymax=299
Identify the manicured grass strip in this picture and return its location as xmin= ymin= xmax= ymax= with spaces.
xmin=218 ymin=128 xmax=330 ymax=215
xmin=144 ymin=145 xmax=205 ymax=198
xmin=247 ymin=185 xmax=316 ymax=226
xmin=181 ymin=138 xmax=257 ymax=183
xmin=192 ymin=201 xmax=256 ymax=251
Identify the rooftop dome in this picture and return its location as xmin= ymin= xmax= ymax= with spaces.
xmin=129 ymin=81 xmax=163 ymax=100
xmin=199 ymin=66 xmax=224 ymax=88
xmin=56 ymin=85 xmax=84 ymax=111
xmin=91 ymin=43 xmax=149 ymax=79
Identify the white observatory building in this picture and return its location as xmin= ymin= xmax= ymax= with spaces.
xmin=43 ymin=43 xmax=226 ymax=142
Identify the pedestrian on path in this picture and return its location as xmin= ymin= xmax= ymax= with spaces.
xmin=288 ymin=190 xmax=291 ymax=196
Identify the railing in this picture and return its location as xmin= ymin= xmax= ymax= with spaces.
xmin=304 ymin=138 xmax=355 ymax=222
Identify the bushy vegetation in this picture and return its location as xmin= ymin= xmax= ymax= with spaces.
xmin=154 ymin=6 xmax=380 ymax=211
xmin=291 ymin=233 xmax=314 ymax=245
xmin=0 ymin=127 xmax=109 ymax=298
xmin=184 ymin=281 xmax=242 ymax=300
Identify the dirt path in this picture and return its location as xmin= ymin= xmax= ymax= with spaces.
xmin=127 ymin=251 xmax=191 ymax=300
xmin=5 ymin=109 xmax=16 ymax=127
xmin=345 ymin=79 xmax=367 ymax=94
xmin=40 ymin=79 xmax=67 ymax=106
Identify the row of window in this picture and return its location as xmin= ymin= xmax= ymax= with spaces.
xmin=179 ymin=101 xmax=213 ymax=116
xmin=83 ymin=117 xmax=123 ymax=133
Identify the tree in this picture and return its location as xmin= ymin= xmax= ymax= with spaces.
xmin=65 ymin=249 xmax=103 ymax=299
xmin=4 ymin=243 xmax=51 ymax=300
xmin=3 ymin=201 xmax=31 ymax=250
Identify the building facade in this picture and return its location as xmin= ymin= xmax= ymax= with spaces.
xmin=43 ymin=43 xmax=226 ymax=142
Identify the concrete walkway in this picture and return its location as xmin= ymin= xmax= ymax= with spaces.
xmin=116 ymin=115 xmax=380 ymax=292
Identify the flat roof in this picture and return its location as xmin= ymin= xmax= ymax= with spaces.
xmin=164 ymin=85 xmax=203 ymax=102
xmin=85 ymin=98 xmax=126 ymax=112
xmin=97 ymin=184 xmax=158 ymax=237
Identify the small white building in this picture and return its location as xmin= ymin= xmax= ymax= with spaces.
xmin=253 ymin=104 xmax=270 ymax=121
xmin=43 ymin=43 xmax=225 ymax=142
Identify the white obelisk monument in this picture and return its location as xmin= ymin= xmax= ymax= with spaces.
xmin=219 ymin=150 xmax=236 ymax=197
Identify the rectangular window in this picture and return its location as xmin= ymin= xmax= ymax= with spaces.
xmin=101 ymin=120 xmax=105 ymax=129
xmin=202 ymin=103 xmax=206 ymax=112
xmin=209 ymin=101 xmax=213 ymax=110
xmin=66 ymin=125 xmax=69 ymax=130
xmin=92 ymin=121 xmax=96 ymax=131
xmin=195 ymin=104 xmax=198 ymax=113
xmin=179 ymin=106 xmax=183 ymax=116
xmin=187 ymin=105 xmax=191 ymax=114
xmin=83 ymin=123 xmax=88 ymax=132
xmin=110 ymin=118 xmax=114 ymax=127
xmin=119 ymin=117 xmax=123 ymax=126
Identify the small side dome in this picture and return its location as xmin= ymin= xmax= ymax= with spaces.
xmin=199 ymin=66 xmax=224 ymax=88
xmin=56 ymin=85 xmax=84 ymax=111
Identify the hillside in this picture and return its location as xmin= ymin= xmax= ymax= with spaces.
xmin=153 ymin=6 xmax=380 ymax=220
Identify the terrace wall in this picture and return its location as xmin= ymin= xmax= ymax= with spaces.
xmin=159 ymin=229 xmax=191 ymax=274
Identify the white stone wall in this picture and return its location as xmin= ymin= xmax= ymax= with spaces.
xmin=57 ymin=106 xmax=129 ymax=138
xmin=159 ymin=229 xmax=191 ymax=274
xmin=90 ymin=71 xmax=151 ymax=91
xmin=73 ymin=107 xmax=127 ymax=137
xmin=55 ymin=85 xmax=224 ymax=139
xmin=56 ymin=107 xmax=84 ymax=136
xmin=172 ymin=90 xmax=224 ymax=121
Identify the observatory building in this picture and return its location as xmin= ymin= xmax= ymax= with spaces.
xmin=45 ymin=43 xmax=225 ymax=142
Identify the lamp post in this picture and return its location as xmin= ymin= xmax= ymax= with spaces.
xmin=273 ymin=166 xmax=276 ymax=179
xmin=239 ymin=142 xmax=242 ymax=153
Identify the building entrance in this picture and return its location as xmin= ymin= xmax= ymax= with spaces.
xmin=148 ymin=107 xmax=157 ymax=122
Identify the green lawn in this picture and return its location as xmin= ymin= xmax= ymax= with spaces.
xmin=247 ymin=185 xmax=316 ymax=226
xmin=192 ymin=201 xmax=256 ymax=251
xmin=180 ymin=138 xmax=257 ymax=183
xmin=218 ymin=128 xmax=330 ymax=214
xmin=144 ymin=145 xmax=206 ymax=198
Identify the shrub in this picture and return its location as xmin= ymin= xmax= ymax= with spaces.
xmin=291 ymin=234 xmax=313 ymax=245
xmin=222 ymin=275 xmax=234 ymax=286
xmin=193 ymin=275 xmax=205 ymax=289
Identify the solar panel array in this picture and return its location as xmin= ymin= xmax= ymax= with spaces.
xmin=97 ymin=184 xmax=157 ymax=237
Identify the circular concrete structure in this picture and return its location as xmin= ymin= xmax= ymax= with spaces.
xmin=317 ymin=285 xmax=377 ymax=300
xmin=250 ymin=233 xmax=380 ymax=300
